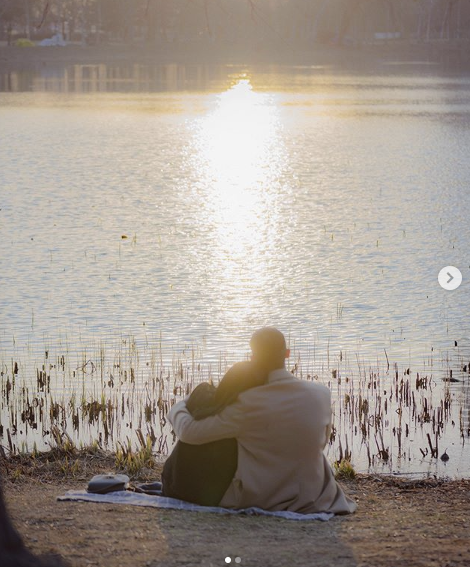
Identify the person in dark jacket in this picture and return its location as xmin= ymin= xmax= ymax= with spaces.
xmin=0 ymin=473 xmax=66 ymax=567
xmin=162 ymin=360 xmax=266 ymax=506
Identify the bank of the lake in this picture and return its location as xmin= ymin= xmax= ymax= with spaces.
xmin=1 ymin=39 xmax=470 ymax=70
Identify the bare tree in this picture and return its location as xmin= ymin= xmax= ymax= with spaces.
xmin=441 ymin=0 xmax=459 ymax=39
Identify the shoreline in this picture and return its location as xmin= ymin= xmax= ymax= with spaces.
xmin=2 ymin=440 xmax=468 ymax=485
xmin=1 ymin=40 xmax=470 ymax=71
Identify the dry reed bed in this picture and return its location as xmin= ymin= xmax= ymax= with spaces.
xmin=1 ymin=334 xmax=469 ymax=473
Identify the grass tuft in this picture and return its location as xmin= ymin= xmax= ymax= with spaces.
xmin=334 ymin=459 xmax=357 ymax=480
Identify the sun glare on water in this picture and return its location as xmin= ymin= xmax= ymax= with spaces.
xmin=195 ymin=77 xmax=284 ymax=252
xmin=188 ymin=76 xmax=287 ymax=322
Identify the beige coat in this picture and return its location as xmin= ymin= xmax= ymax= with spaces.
xmin=168 ymin=368 xmax=356 ymax=514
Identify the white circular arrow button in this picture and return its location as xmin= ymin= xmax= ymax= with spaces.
xmin=438 ymin=266 xmax=462 ymax=291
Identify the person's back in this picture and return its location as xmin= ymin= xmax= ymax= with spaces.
xmin=168 ymin=327 xmax=356 ymax=515
xmin=217 ymin=368 xmax=352 ymax=513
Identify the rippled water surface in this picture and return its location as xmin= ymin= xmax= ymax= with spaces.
xmin=1 ymin=63 xmax=469 ymax=476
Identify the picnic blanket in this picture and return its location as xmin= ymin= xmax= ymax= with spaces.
xmin=57 ymin=490 xmax=333 ymax=521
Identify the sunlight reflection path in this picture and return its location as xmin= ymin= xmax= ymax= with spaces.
xmin=188 ymin=77 xmax=288 ymax=326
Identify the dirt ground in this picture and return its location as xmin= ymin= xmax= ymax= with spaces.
xmin=4 ymin=474 xmax=470 ymax=567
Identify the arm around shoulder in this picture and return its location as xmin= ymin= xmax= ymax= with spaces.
xmin=168 ymin=399 xmax=244 ymax=445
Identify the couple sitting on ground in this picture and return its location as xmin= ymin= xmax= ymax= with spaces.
xmin=162 ymin=327 xmax=356 ymax=515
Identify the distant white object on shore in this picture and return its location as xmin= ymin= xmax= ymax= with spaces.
xmin=374 ymin=32 xmax=401 ymax=40
xmin=39 ymin=34 xmax=67 ymax=47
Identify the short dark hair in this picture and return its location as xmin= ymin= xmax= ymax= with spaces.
xmin=250 ymin=327 xmax=287 ymax=370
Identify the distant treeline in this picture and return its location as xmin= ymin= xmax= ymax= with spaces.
xmin=1 ymin=0 xmax=470 ymax=45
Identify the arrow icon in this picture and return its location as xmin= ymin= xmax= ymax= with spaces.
xmin=438 ymin=266 xmax=462 ymax=290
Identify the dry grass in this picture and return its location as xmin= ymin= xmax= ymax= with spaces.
xmin=0 ymin=442 xmax=163 ymax=485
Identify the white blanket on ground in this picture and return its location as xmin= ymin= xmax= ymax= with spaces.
xmin=57 ymin=490 xmax=333 ymax=521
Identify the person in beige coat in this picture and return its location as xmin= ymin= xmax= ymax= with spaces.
xmin=168 ymin=327 xmax=357 ymax=515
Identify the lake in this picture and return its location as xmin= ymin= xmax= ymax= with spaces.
xmin=1 ymin=61 xmax=469 ymax=477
